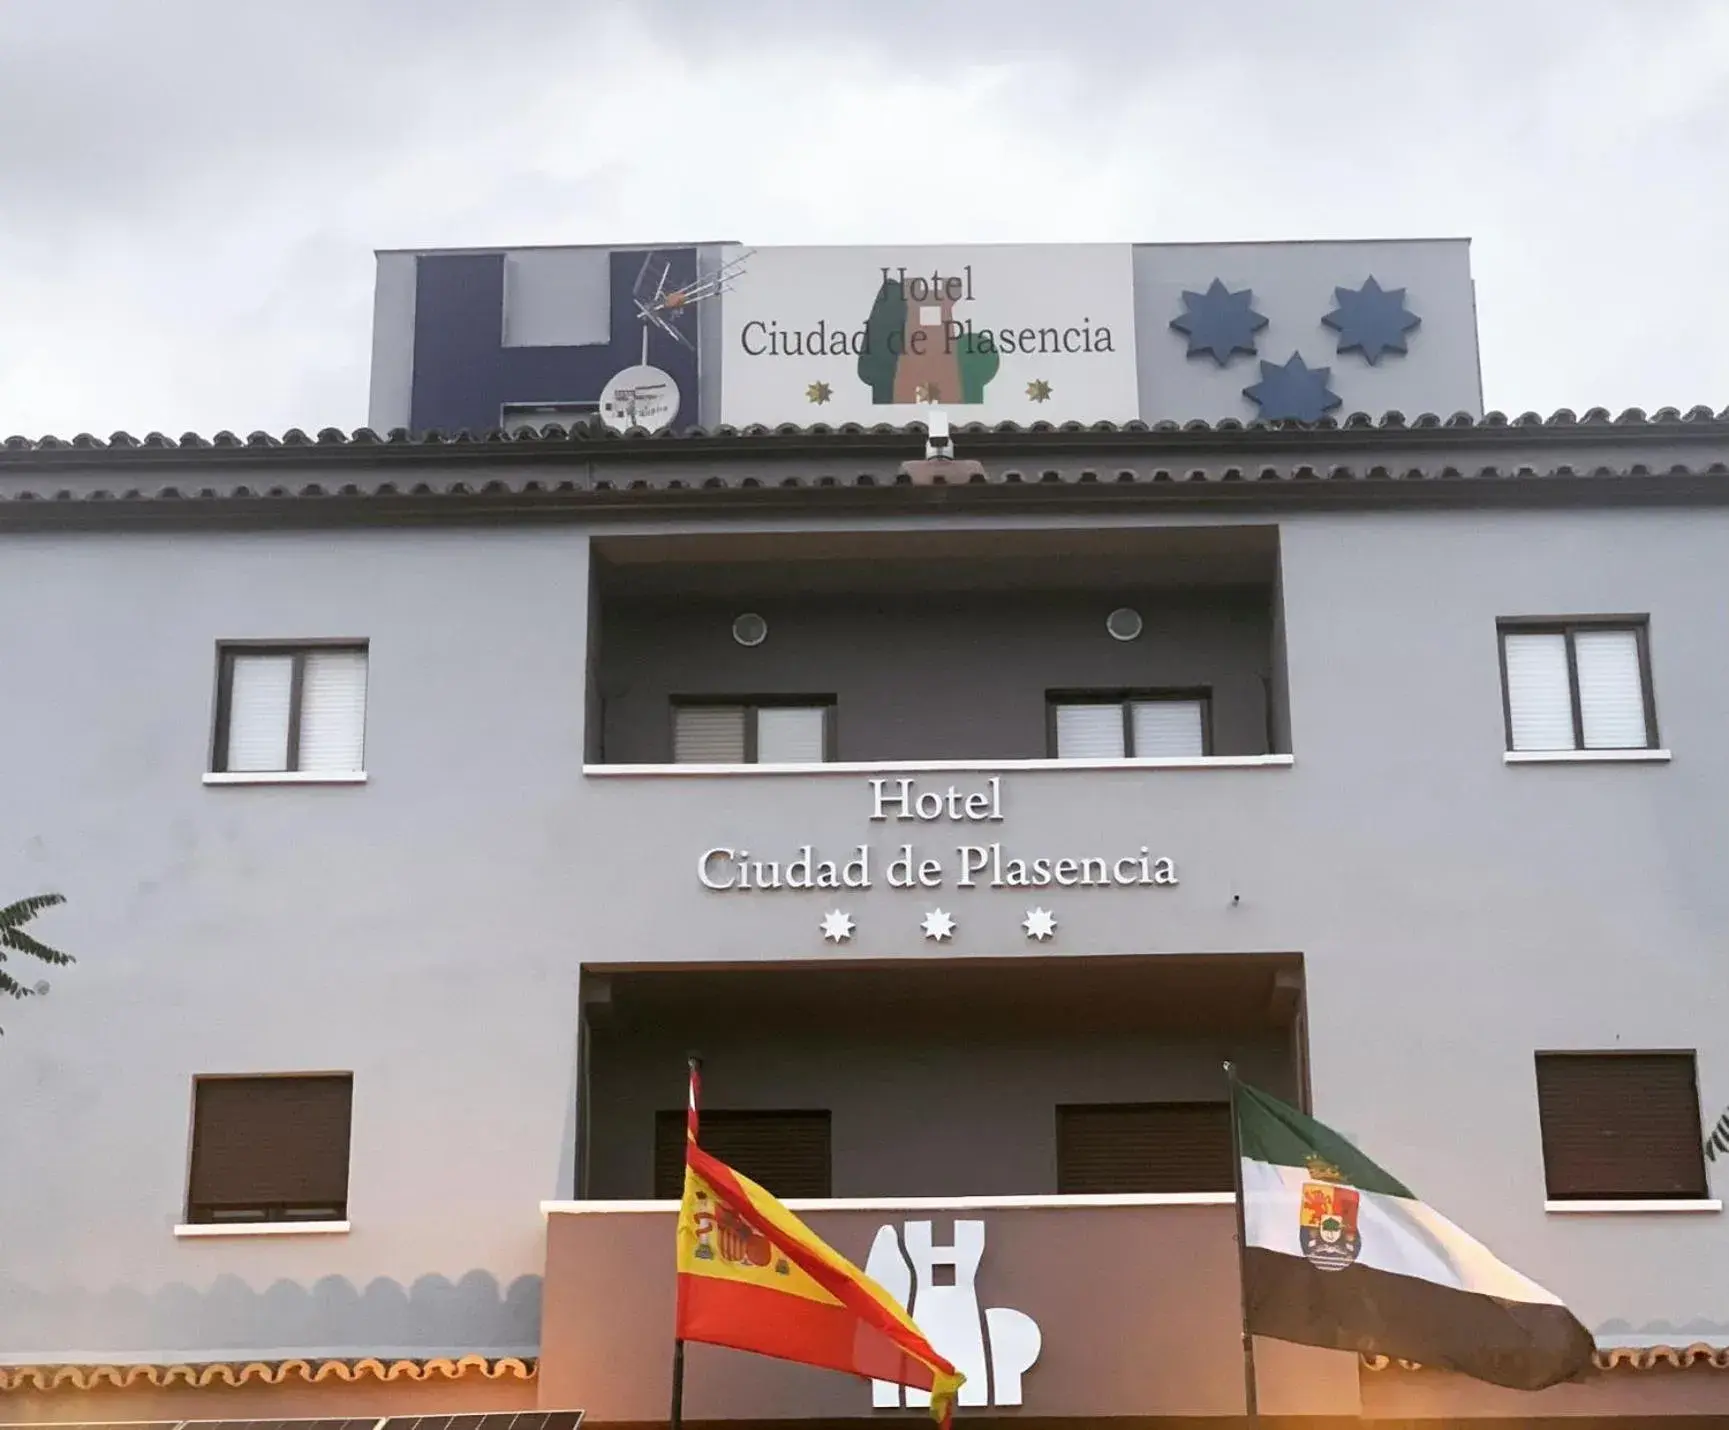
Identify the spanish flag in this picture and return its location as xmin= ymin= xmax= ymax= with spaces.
xmin=675 ymin=1068 xmax=963 ymax=1424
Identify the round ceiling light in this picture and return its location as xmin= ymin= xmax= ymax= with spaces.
xmin=732 ymin=612 xmax=768 ymax=647
xmin=1106 ymin=607 xmax=1144 ymax=642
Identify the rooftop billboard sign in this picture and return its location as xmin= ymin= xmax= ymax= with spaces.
xmin=716 ymin=244 xmax=1140 ymax=428
xmin=370 ymin=238 xmax=1482 ymax=436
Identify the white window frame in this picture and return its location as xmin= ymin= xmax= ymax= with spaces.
xmin=1498 ymin=620 xmax=1656 ymax=753
xmin=671 ymin=699 xmax=835 ymax=765
xmin=212 ymin=642 xmax=369 ymax=775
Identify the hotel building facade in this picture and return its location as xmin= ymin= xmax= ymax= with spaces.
xmin=3 ymin=239 xmax=1729 ymax=1426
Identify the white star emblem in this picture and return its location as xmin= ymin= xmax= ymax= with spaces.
xmin=820 ymin=910 xmax=855 ymax=943
xmin=921 ymin=908 xmax=956 ymax=942
xmin=1023 ymin=907 xmax=1057 ymax=941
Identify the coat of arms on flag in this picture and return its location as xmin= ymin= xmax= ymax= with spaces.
xmin=1298 ymin=1158 xmax=1362 ymax=1272
xmin=691 ymin=1189 xmax=791 ymax=1275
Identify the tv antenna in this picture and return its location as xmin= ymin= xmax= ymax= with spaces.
xmin=631 ymin=248 xmax=754 ymax=360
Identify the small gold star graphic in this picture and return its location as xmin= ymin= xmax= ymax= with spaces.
xmin=805 ymin=380 xmax=832 ymax=405
xmin=1026 ymin=379 xmax=1052 ymax=402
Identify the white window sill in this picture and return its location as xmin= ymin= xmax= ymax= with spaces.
xmin=1505 ymin=749 xmax=1671 ymax=765
xmin=174 ymin=1219 xmax=351 ymax=1238
xmin=541 ymin=1191 xmax=1235 ymax=1215
xmin=1545 ymin=1199 xmax=1720 ymax=1214
xmin=203 ymin=771 xmax=368 ymax=786
xmin=584 ymin=755 xmax=1294 ymax=777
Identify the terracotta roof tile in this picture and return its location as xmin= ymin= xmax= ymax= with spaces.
xmin=0 ymin=408 xmax=1723 ymax=514
xmin=1 ymin=405 xmax=1726 ymax=459
xmin=0 ymin=1354 xmax=536 ymax=1394
xmin=1361 ymin=1344 xmax=1729 ymax=1373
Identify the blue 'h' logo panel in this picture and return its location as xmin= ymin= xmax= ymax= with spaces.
xmin=407 ymin=248 xmax=700 ymax=435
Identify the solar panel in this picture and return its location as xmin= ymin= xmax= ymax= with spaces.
xmin=0 ymin=1423 xmax=173 ymax=1430
xmin=382 ymin=1416 xmax=582 ymax=1430
xmin=192 ymin=1421 xmax=384 ymax=1430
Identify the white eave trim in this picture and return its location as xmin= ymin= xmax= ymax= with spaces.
xmin=1504 ymin=749 xmax=1671 ymax=765
xmin=174 ymin=1219 xmax=352 ymax=1237
xmin=1545 ymin=1199 xmax=1720 ymax=1214
xmin=585 ymin=755 xmax=1294 ymax=778
xmin=203 ymin=771 xmax=368 ymax=786
xmin=542 ymin=1192 xmax=1234 ymax=1215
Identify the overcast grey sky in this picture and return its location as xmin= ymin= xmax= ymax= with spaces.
xmin=0 ymin=0 xmax=1724 ymax=438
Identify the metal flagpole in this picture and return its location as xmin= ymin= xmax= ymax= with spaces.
xmin=1224 ymin=1061 xmax=1260 ymax=1420
xmin=671 ymin=1055 xmax=701 ymax=1430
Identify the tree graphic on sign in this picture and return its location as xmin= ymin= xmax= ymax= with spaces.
xmin=857 ymin=279 xmax=999 ymax=405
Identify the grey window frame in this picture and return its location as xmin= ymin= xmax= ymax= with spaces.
xmin=1496 ymin=618 xmax=1658 ymax=752
xmin=1045 ymin=689 xmax=1213 ymax=759
xmin=211 ymin=640 xmax=369 ymax=773
xmin=1533 ymin=1049 xmax=1708 ymax=1201
xmin=670 ymin=696 xmax=837 ymax=763
xmin=185 ymin=1072 xmax=354 ymax=1224
xmin=652 ymin=1108 xmax=833 ymax=1198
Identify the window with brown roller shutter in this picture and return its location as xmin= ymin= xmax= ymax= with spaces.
xmin=186 ymin=1074 xmax=353 ymax=1223
xmin=1535 ymin=1052 xmax=1707 ymax=1200
xmin=1057 ymin=1102 xmax=1234 ymax=1194
xmin=655 ymin=1109 xmax=831 ymax=1199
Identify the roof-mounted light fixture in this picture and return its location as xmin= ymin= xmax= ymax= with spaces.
xmin=926 ymin=407 xmax=954 ymax=459
xmin=900 ymin=406 xmax=986 ymax=486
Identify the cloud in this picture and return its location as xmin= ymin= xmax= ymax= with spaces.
xmin=0 ymin=0 xmax=1725 ymax=438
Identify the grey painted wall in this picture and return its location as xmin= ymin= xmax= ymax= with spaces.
xmin=0 ymin=527 xmax=591 ymax=1360
xmin=597 ymin=590 xmax=1274 ymax=763
xmin=586 ymin=1025 xmax=1295 ymax=1200
xmin=3 ymin=495 xmax=1729 ymax=1364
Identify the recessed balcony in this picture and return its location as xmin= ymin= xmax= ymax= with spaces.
xmin=544 ymin=953 xmax=1343 ymax=1421
xmin=587 ymin=525 xmax=1290 ymax=772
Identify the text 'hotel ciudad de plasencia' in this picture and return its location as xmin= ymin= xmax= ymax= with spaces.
xmin=698 ymin=778 xmax=1179 ymax=892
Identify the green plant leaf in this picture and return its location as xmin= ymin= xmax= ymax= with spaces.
xmin=0 ymin=894 xmax=71 ymax=1035
xmin=0 ymin=893 xmax=65 ymax=929
xmin=0 ymin=927 xmax=74 ymax=966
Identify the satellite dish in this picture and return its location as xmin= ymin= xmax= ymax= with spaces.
xmin=599 ymin=365 xmax=681 ymax=433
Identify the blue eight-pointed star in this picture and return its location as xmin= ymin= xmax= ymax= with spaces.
xmin=1322 ymin=276 xmax=1420 ymax=364
xmin=1243 ymin=352 xmax=1341 ymax=423
xmin=1169 ymin=279 xmax=1267 ymax=365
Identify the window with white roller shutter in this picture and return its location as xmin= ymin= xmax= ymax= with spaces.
xmin=1130 ymin=699 xmax=1207 ymax=757
xmin=672 ymin=700 xmax=832 ymax=764
xmin=214 ymin=644 xmax=369 ymax=773
xmin=1499 ymin=621 xmax=1655 ymax=752
xmin=755 ymin=706 xmax=827 ymax=763
xmin=1053 ymin=703 xmax=1126 ymax=760
xmin=223 ymin=654 xmax=296 ymax=772
xmin=1051 ymin=693 xmax=1209 ymax=759
xmin=672 ymin=706 xmax=748 ymax=764
xmin=1575 ymin=629 xmax=1649 ymax=749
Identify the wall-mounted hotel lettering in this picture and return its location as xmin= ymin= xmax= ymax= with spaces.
xmin=696 ymin=778 xmax=1177 ymax=892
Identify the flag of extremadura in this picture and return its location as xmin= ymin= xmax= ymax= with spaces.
xmin=1235 ymin=1081 xmax=1596 ymax=1391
